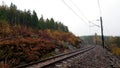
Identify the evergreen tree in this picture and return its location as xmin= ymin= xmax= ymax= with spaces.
xmin=38 ymin=15 xmax=45 ymax=29
xmin=0 ymin=3 xmax=69 ymax=32
xmin=49 ymin=18 xmax=55 ymax=29
xmin=9 ymin=3 xmax=17 ymax=25
xmin=31 ymin=10 xmax=38 ymax=29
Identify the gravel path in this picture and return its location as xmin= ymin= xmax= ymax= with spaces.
xmin=47 ymin=45 xmax=120 ymax=68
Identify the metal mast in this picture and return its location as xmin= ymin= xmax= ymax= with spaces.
xmin=98 ymin=0 xmax=105 ymax=48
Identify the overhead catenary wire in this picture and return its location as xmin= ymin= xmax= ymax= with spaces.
xmin=62 ymin=0 xmax=100 ymax=27
xmin=69 ymin=0 xmax=89 ymax=21
xmin=70 ymin=0 xmax=100 ymax=27
xmin=89 ymin=21 xmax=100 ymax=27
xmin=61 ymin=0 xmax=101 ymax=36
xmin=61 ymin=0 xmax=89 ymax=26
xmin=98 ymin=0 xmax=102 ymax=16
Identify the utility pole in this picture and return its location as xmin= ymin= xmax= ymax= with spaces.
xmin=100 ymin=16 xmax=104 ymax=48
xmin=98 ymin=0 xmax=104 ymax=48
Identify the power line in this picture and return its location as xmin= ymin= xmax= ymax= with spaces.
xmin=61 ymin=0 xmax=89 ymax=26
xmin=61 ymin=0 xmax=97 ymax=35
xmin=66 ymin=0 xmax=100 ymax=27
xmin=98 ymin=0 xmax=102 ymax=16
xmin=89 ymin=21 xmax=100 ymax=27
xmin=69 ymin=0 xmax=89 ymax=21
xmin=61 ymin=0 xmax=101 ymax=36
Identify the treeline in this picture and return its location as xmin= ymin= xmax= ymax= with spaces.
xmin=0 ymin=3 xmax=69 ymax=32
xmin=106 ymin=36 xmax=120 ymax=56
xmin=109 ymin=36 xmax=120 ymax=47
xmin=80 ymin=35 xmax=109 ymax=45
xmin=81 ymin=35 xmax=120 ymax=56
xmin=80 ymin=36 xmax=95 ymax=44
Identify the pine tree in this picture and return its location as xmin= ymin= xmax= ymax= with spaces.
xmin=31 ymin=10 xmax=38 ymax=29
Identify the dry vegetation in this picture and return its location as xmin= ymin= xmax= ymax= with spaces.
xmin=0 ymin=21 xmax=81 ymax=67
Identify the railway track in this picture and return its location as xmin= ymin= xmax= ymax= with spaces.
xmin=14 ymin=45 xmax=95 ymax=68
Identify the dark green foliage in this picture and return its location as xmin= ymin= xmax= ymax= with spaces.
xmin=0 ymin=5 xmax=8 ymax=20
xmin=38 ymin=15 xmax=45 ymax=29
xmin=31 ymin=10 xmax=39 ymax=29
xmin=0 ymin=3 xmax=69 ymax=32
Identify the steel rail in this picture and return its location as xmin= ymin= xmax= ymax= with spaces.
xmin=14 ymin=45 xmax=95 ymax=68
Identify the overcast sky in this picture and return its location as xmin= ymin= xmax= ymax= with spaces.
xmin=0 ymin=0 xmax=120 ymax=36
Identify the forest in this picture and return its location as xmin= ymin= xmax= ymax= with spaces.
xmin=0 ymin=3 xmax=69 ymax=32
xmin=0 ymin=3 xmax=81 ymax=67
